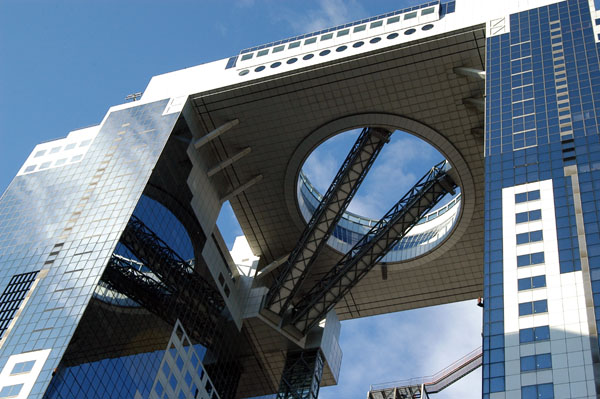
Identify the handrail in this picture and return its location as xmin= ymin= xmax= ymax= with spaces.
xmin=369 ymin=346 xmax=482 ymax=392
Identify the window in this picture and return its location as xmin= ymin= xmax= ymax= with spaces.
xmin=79 ymin=139 xmax=92 ymax=147
xmin=49 ymin=146 xmax=61 ymax=154
xmin=240 ymin=53 xmax=253 ymax=61
xmin=404 ymin=11 xmax=418 ymax=20
xmin=257 ymin=49 xmax=269 ymax=57
xmin=321 ymin=33 xmax=333 ymax=41
xmin=288 ymin=41 xmax=301 ymax=49
xmin=370 ymin=20 xmax=383 ymax=28
xmin=0 ymin=384 xmax=23 ymax=398
xmin=421 ymin=7 xmax=435 ymax=15
xmin=10 ymin=360 xmax=35 ymax=375
xmin=304 ymin=37 xmax=317 ymax=45
xmin=522 ymin=383 xmax=554 ymax=399
xmin=337 ymin=29 xmax=349 ymax=37
xmin=55 ymin=158 xmax=67 ymax=166
xmin=24 ymin=165 xmax=36 ymax=172
xmin=353 ymin=25 xmax=366 ymax=33
xmin=519 ymin=325 xmax=550 ymax=343
xmin=64 ymin=143 xmax=76 ymax=150
xmin=34 ymin=150 xmax=46 ymax=157
xmin=387 ymin=16 xmax=400 ymax=24
xmin=515 ymin=189 xmax=541 ymax=203
xmin=517 ymin=230 xmax=543 ymax=244
xmin=520 ymin=353 xmax=552 ymax=371
xmin=39 ymin=161 xmax=51 ymax=169
xmin=273 ymin=45 xmax=285 ymax=53
xmin=518 ymin=275 xmax=546 ymax=291
xmin=519 ymin=299 xmax=548 ymax=316
xmin=516 ymin=209 xmax=542 ymax=223
xmin=517 ymin=251 xmax=545 ymax=267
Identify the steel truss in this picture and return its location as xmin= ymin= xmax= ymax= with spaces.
xmin=101 ymin=255 xmax=222 ymax=347
xmin=286 ymin=160 xmax=457 ymax=334
xmin=265 ymin=127 xmax=392 ymax=315
xmin=276 ymin=348 xmax=324 ymax=399
xmin=119 ymin=215 xmax=224 ymax=314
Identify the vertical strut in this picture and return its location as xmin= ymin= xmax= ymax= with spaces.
xmin=264 ymin=127 xmax=392 ymax=316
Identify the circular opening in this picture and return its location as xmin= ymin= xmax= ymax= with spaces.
xmin=319 ymin=49 xmax=331 ymax=56
xmin=387 ymin=33 xmax=399 ymax=40
xmin=298 ymin=128 xmax=460 ymax=262
xmin=303 ymin=53 xmax=314 ymax=60
xmin=271 ymin=61 xmax=282 ymax=68
xmin=336 ymin=45 xmax=347 ymax=52
xmin=353 ymin=41 xmax=364 ymax=48
xmin=287 ymin=58 xmax=298 ymax=64
xmin=404 ymin=28 xmax=416 ymax=35
xmin=422 ymin=24 xmax=434 ymax=31
xmin=239 ymin=70 xmax=249 ymax=76
xmin=255 ymin=65 xmax=266 ymax=72
xmin=369 ymin=37 xmax=381 ymax=44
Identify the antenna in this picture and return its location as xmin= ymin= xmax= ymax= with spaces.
xmin=125 ymin=92 xmax=142 ymax=102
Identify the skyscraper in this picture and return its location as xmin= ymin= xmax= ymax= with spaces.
xmin=0 ymin=1 xmax=599 ymax=398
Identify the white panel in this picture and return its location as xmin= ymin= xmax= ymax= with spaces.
xmin=0 ymin=349 xmax=51 ymax=399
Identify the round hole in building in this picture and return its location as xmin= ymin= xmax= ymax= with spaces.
xmin=336 ymin=45 xmax=347 ymax=52
xmin=353 ymin=41 xmax=364 ymax=48
xmin=287 ymin=57 xmax=298 ymax=64
xmin=238 ymin=69 xmax=249 ymax=76
xmin=270 ymin=61 xmax=281 ymax=68
xmin=319 ymin=49 xmax=331 ymax=56
xmin=387 ymin=33 xmax=399 ymax=40
xmin=369 ymin=37 xmax=381 ymax=44
xmin=298 ymin=127 xmax=461 ymax=263
xmin=303 ymin=53 xmax=314 ymax=60
xmin=422 ymin=24 xmax=434 ymax=31
xmin=404 ymin=28 xmax=416 ymax=35
xmin=254 ymin=65 xmax=265 ymax=72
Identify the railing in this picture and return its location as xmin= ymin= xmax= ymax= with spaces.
xmin=368 ymin=346 xmax=482 ymax=394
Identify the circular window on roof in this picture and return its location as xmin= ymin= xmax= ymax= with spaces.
xmin=239 ymin=70 xmax=249 ymax=76
xmin=422 ymin=24 xmax=434 ymax=31
xmin=298 ymin=127 xmax=461 ymax=262
xmin=336 ymin=45 xmax=347 ymax=52
xmin=404 ymin=28 xmax=416 ymax=35
xmin=353 ymin=41 xmax=364 ymax=48
xmin=319 ymin=49 xmax=331 ymax=56
xmin=303 ymin=54 xmax=314 ymax=60
xmin=287 ymin=58 xmax=298 ymax=64
xmin=271 ymin=62 xmax=282 ymax=68
xmin=255 ymin=65 xmax=265 ymax=72
xmin=369 ymin=37 xmax=381 ymax=44
xmin=387 ymin=33 xmax=399 ymax=40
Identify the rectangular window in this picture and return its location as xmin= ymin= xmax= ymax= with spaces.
xmin=34 ymin=150 xmax=46 ymax=158
xmin=404 ymin=11 xmax=418 ymax=20
xmin=353 ymin=25 xmax=366 ymax=33
xmin=64 ymin=143 xmax=76 ymax=150
xmin=519 ymin=325 xmax=550 ymax=343
xmin=516 ymin=230 xmax=543 ymax=244
xmin=0 ymin=384 xmax=24 ymax=399
xmin=518 ymin=275 xmax=546 ymax=291
xmin=337 ymin=29 xmax=349 ymax=37
xmin=240 ymin=53 xmax=253 ymax=61
xmin=522 ymin=383 xmax=554 ymax=399
xmin=273 ymin=45 xmax=285 ymax=53
xmin=387 ymin=16 xmax=400 ymax=24
xmin=10 ymin=360 xmax=35 ymax=375
xmin=517 ymin=251 xmax=545 ymax=267
xmin=520 ymin=353 xmax=552 ymax=372
xmin=24 ymin=165 xmax=36 ymax=173
xmin=516 ymin=209 xmax=542 ymax=223
xmin=257 ymin=49 xmax=269 ymax=57
xmin=515 ymin=189 xmax=540 ymax=203
xmin=421 ymin=7 xmax=435 ymax=15
xmin=519 ymin=299 xmax=548 ymax=316
xmin=288 ymin=41 xmax=301 ymax=49
xmin=304 ymin=37 xmax=317 ymax=45
xmin=321 ymin=33 xmax=334 ymax=41
xmin=370 ymin=20 xmax=383 ymax=28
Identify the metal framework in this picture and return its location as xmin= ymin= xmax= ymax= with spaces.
xmin=286 ymin=160 xmax=457 ymax=334
xmin=276 ymin=349 xmax=325 ymax=399
xmin=265 ymin=127 xmax=392 ymax=315
xmin=119 ymin=215 xmax=224 ymax=314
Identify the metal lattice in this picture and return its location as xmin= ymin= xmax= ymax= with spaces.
xmin=265 ymin=127 xmax=392 ymax=315
xmin=286 ymin=160 xmax=457 ymax=334
xmin=276 ymin=349 xmax=324 ymax=399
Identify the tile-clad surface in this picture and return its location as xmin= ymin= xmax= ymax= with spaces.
xmin=0 ymin=100 xmax=178 ymax=398
xmin=192 ymin=25 xmax=487 ymax=320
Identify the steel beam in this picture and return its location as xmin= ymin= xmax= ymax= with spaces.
xmin=276 ymin=348 xmax=324 ymax=399
xmin=285 ymin=161 xmax=457 ymax=334
xmin=264 ymin=127 xmax=392 ymax=316
xmin=193 ymin=119 xmax=239 ymax=149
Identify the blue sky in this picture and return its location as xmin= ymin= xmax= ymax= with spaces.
xmin=0 ymin=1 xmax=481 ymax=397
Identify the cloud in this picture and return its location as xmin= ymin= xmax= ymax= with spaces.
xmin=276 ymin=0 xmax=368 ymax=34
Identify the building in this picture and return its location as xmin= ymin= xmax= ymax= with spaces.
xmin=0 ymin=0 xmax=599 ymax=398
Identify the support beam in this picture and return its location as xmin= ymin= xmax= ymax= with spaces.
xmin=193 ymin=119 xmax=240 ymax=149
xmin=221 ymin=174 xmax=263 ymax=203
xmin=286 ymin=161 xmax=457 ymax=334
xmin=454 ymin=66 xmax=486 ymax=80
xmin=255 ymin=254 xmax=290 ymax=281
xmin=207 ymin=147 xmax=251 ymax=177
xmin=276 ymin=349 xmax=324 ymax=399
xmin=263 ymin=127 xmax=392 ymax=316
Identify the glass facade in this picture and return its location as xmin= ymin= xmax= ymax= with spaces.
xmin=483 ymin=0 xmax=600 ymax=396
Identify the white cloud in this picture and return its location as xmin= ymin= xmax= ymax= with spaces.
xmin=276 ymin=0 xmax=367 ymax=34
